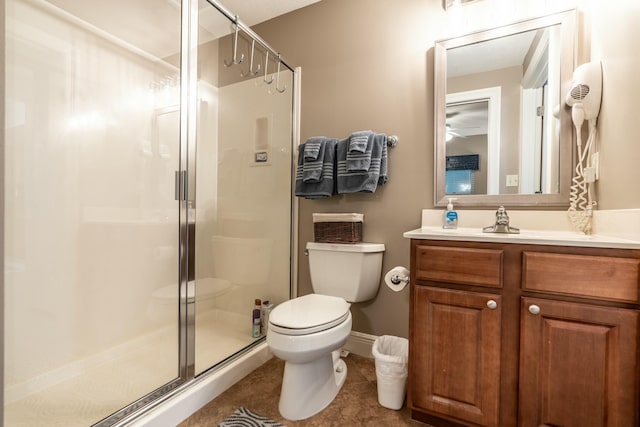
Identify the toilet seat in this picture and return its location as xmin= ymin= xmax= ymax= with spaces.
xmin=269 ymin=294 xmax=350 ymax=336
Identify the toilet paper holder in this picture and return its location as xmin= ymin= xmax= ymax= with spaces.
xmin=390 ymin=273 xmax=409 ymax=285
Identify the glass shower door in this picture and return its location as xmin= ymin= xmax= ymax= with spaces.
xmin=4 ymin=0 xmax=296 ymax=424
xmin=192 ymin=0 xmax=294 ymax=374
xmin=4 ymin=0 xmax=184 ymax=425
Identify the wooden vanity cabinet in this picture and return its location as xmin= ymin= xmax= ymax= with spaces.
xmin=408 ymin=239 xmax=640 ymax=427
xmin=519 ymin=297 xmax=639 ymax=427
xmin=412 ymin=286 xmax=502 ymax=427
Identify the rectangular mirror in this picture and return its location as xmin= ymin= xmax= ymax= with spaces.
xmin=434 ymin=10 xmax=576 ymax=207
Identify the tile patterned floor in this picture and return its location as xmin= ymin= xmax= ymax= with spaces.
xmin=178 ymin=354 xmax=423 ymax=426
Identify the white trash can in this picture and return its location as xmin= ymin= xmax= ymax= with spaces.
xmin=372 ymin=335 xmax=409 ymax=410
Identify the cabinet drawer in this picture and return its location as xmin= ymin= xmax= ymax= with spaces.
xmin=522 ymin=252 xmax=640 ymax=303
xmin=415 ymin=245 xmax=503 ymax=288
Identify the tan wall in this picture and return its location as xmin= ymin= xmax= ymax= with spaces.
xmin=255 ymin=0 xmax=442 ymax=338
xmin=254 ymin=0 xmax=640 ymax=338
xmin=1 ymin=0 xmax=5 ymax=408
xmin=588 ymin=1 xmax=640 ymax=208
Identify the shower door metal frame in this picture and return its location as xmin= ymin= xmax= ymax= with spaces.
xmin=179 ymin=0 xmax=198 ymax=384
xmin=178 ymin=0 xmax=301 ymax=396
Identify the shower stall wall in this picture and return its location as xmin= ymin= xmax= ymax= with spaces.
xmin=3 ymin=0 xmax=296 ymax=425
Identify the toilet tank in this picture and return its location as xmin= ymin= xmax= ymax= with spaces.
xmin=306 ymin=242 xmax=385 ymax=302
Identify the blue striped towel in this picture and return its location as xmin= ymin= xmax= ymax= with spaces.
xmin=304 ymin=137 xmax=324 ymax=160
xmin=302 ymin=137 xmax=329 ymax=183
xmin=378 ymin=134 xmax=388 ymax=185
xmin=337 ymin=134 xmax=388 ymax=194
xmin=346 ymin=131 xmax=374 ymax=172
xmin=295 ymin=139 xmax=337 ymax=198
xmin=348 ymin=131 xmax=372 ymax=153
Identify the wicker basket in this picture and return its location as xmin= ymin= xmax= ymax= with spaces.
xmin=313 ymin=213 xmax=363 ymax=244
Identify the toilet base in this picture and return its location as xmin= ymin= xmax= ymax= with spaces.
xmin=278 ymin=350 xmax=347 ymax=420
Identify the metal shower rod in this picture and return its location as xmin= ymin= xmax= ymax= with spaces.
xmin=204 ymin=0 xmax=294 ymax=73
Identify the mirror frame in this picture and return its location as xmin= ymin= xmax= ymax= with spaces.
xmin=434 ymin=10 xmax=577 ymax=207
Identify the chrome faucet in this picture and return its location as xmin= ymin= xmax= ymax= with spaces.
xmin=483 ymin=206 xmax=520 ymax=234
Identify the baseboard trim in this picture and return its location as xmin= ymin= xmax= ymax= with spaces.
xmin=344 ymin=331 xmax=377 ymax=358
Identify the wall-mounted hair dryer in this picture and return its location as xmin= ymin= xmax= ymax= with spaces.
xmin=566 ymin=61 xmax=603 ymax=234
xmin=566 ymin=61 xmax=603 ymax=132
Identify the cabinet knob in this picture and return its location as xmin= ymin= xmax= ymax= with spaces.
xmin=528 ymin=304 xmax=541 ymax=315
xmin=486 ymin=300 xmax=498 ymax=310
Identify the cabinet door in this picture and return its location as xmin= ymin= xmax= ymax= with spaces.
xmin=519 ymin=297 xmax=640 ymax=427
xmin=411 ymin=286 xmax=501 ymax=427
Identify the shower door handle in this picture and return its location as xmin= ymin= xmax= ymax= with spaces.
xmin=175 ymin=170 xmax=187 ymax=201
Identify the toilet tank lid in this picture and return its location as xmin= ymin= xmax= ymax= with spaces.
xmin=306 ymin=242 xmax=385 ymax=253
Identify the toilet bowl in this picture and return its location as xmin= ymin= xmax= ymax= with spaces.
xmin=267 ymin=294 xmax=352 ymax=420
xmin=267 ymin=242 xmax=384 ymax=421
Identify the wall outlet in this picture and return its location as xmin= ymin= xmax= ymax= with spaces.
xmin=506 ymin=174 xmax=519 ymax=187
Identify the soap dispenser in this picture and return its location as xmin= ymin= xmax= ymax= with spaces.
xmin=442 ymin=198 xmax=458 ymax=229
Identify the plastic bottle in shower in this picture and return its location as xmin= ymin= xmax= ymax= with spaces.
xmin=261 ymin=300 xmax=273 ymax=335
xmin=252 ymin=299 xmax=262 ymax=338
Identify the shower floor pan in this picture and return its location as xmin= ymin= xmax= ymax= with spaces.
xmin=4 ymin=308 xmax=255 ymax=427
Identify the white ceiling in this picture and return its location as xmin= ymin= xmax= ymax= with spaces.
xmin=45 ymin=0 xmax=321 ymax=59
xmin=216 ymin=0 xmax=321 ymax=27
xmin=199 ymin=0 xmax=322 ymax=45
xmin=447 ymin=30 xmax=537 ymax=78
xmin=447 ymin=101 xmax=488 ymax=138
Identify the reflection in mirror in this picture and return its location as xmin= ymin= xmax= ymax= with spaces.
xmin=446 ymin=88 xmax=500 ymax=195
xmin=446 ymin=102 xmax=488 ymax=195
xmin=434 ymin=10 xmax=576 ymax=207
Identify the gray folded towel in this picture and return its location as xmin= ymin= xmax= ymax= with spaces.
xmin=302 ymin=138 xmax=328 ymax=183
xmin=337 ymin=134 xmax=388 ymax=194
xmin=378 ymin=134 xmax=388 ymax=185
xmin=295 ymin=139 xmax=337 ymax=199
xmin=348 ymin=131 xmax=372 ymax=153
xmin=346 ymin=131 xmax=374 ymax=172
xmin=304 ymin=137 xmax=324 ymax=160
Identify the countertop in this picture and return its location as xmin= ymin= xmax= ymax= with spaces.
xmin=403 ymin=226 xmax=640 ymax=249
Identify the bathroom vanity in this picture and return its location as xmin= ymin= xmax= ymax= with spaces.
xmin=404 ymin=227 xmax=640 ymax=427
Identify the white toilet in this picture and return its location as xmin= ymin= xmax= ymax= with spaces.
xmin=266 ymin=241 xmax=385 ymax=420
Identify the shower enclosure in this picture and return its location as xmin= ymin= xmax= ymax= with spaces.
xmin=3 ymin=0 xmax=296 ymax=425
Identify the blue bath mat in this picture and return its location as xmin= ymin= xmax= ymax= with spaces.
xmin=218 ymin=407 xmax=285 ymax=426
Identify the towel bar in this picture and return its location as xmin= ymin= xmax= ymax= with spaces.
xmin=387 ymin=135 xmax=399 ymax=147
